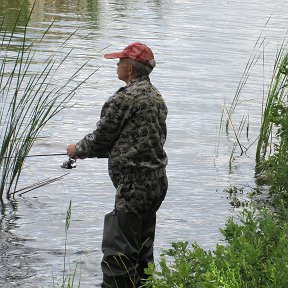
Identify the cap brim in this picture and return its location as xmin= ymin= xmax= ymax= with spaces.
xmin=104 ymin=52 xmax=125 ymax=59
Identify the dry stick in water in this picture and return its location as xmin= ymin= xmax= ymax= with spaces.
xmin=222 ymin=104 xmax=246 ymax=155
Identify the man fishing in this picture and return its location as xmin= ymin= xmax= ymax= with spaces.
xmin=66 ymin=42 xmax=168 ymax=288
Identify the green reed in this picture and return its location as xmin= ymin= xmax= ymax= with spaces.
xmin=253 ymin=40 xmax=288 ymax=207
xmin=62 ymin=200 xmax=81 ymax=288
xmin=255 ymin=40 xmax=288 ymax=169
xmin=53 ymin=200 xmax=81 ymax=288
xmin=219 ymin=28 xmax=288 ymax=172
xmin=0 ymin=5 xmax=96 ymax=200
xmin=218 ymin=20 xmax=270 ymax=168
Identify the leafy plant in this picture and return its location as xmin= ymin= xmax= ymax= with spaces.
xmin=224 ymin=185 xmax=250 ymax=208
xmin=144 ymin=209 xmax=288 ymax=288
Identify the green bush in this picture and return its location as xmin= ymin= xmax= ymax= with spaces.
xmin=144 ymin=209 xmax=288 ymax=288
xmin=258 ymin=99 xmax=288 ymax=206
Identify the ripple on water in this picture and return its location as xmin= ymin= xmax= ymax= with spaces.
xmin=1 ymin=0 xmax=288 ymax=287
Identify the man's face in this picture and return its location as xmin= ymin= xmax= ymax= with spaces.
xmin=117 ymin=58 xmax=130 ymax=83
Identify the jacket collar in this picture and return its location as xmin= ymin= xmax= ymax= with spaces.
xmin=126 ymin=75 xmax=150 ymax=87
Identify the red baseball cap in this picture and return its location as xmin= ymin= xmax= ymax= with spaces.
xmin=104 ymin=42 xmax=156 ymax=69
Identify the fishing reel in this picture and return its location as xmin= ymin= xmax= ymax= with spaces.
xmin=61 ymin=158 xmax=77 ymax=169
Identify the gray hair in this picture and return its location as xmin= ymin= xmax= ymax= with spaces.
xmin=126 ymin=58 xmax=154 ymax=76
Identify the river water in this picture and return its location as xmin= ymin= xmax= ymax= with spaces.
xmin=0 ymin=0 xmax=287 ymax=287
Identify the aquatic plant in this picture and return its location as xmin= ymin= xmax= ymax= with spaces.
xmin=224 ymin=185 xmax=250 ymax=208
xmin=0 ymin=4 xmax=96 ymax=200
xmin=218 ymin=26 xmax=268 ymax=169
xmin=255 ymin=43 xmax=288 ymax=168
xmin=254 ymin=48 xmax=288 ymax=207
xmin=53 ymin=200 xmax=82 ymax=288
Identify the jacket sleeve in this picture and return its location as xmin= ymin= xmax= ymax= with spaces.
xmin=75 ymin=91 xmax=132 ymax=159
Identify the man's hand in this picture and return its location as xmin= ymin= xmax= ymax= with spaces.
xmin=67 ymin=144 xmax=77 ymax=159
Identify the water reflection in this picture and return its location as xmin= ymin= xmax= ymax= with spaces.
xmin=0 ymin=0 xmax=30 ymax=31
xmin=0 ymin=200 xmax=37 ymax=287
xmin=0 ymin=0 xmax=101 ymax=29
xmin=0 ymin=0 xmax=165 ymax=31
xmin=86 ymin=0 xmax=100 ymax=26
xmin=0 ymin=200 xmax=19 ymax=230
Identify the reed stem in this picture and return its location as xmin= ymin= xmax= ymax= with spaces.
xmin=0 ymin=4 xmax=97 ymax=200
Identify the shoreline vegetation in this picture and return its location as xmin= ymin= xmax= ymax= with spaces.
xmin=1 ymin=4 xmax=288 ymax=288
xmin=143 ymin=34 xmax=288 ymax=288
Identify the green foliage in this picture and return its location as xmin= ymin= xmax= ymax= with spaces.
xmin=144 ymin=209 xmax=288 ymax=288
xmin=224 ymin=186 xmax=250 ymax=208
xmin=256 ymin=47 xmax=288 ymax=167
xmin=144 ymin=242 xmax=213 ymax=288
xmin=255 ymin=51 xmax=288 ymax=206
xmin=218 ymin=209 xmax=288 ymax=287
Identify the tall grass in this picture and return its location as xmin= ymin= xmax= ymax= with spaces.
xmin=219 ymin=30 xmax=288 ymax=171
xmin=255 ymin=40 xmax=288 ymax=169
xmin=0 ymin=5 xmax=96 ymax=200
xmin=218 ymin=20 xmax=270 ymax=167
xmin=253 ymin=39 xmax=288 ymax=207
xmin=52 ymin=200 xmax=82 ymax=288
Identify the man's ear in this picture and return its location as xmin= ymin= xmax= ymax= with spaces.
xmin=128 ymin=64 xmax=134 ymax=76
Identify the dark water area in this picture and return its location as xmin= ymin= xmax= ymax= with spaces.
xmin=0 ymin=0 xmax=288 ymax=287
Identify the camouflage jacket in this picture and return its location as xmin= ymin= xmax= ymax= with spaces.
xmin=75 ymin=75 xmax=168 ymax=178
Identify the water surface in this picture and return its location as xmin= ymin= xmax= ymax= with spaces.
xmin=0 ymin=0 xmax=288 ymax=287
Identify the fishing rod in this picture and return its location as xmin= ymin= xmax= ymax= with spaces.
xmin=0 ymin=153 xmax=67 ymax=159
xmin=0 ymin=153 xmax=76 ymax=169
xmin=0 ymin=153 xmax=76 ymax=197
